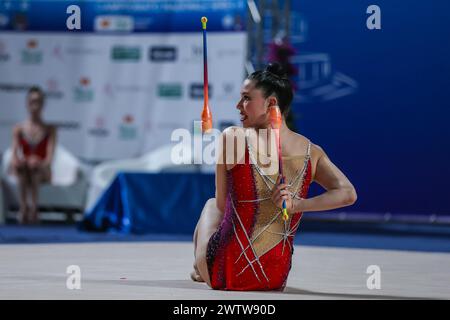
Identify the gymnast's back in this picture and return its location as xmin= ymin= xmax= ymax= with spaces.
xmin=206 ymin=127 xmax=313 ymax=290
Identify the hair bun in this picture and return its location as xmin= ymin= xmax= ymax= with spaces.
xmin=265 ymin=62 xmax=287 ymax=79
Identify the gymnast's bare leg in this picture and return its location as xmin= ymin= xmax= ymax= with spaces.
xmin=191 ymin=198 xmax=224 ymax=287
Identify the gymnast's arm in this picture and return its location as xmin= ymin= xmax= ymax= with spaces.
xmin=43 ymin=125 xmax=57 ymax=167
xmin=11 ymin=125 xmax=22 ymax=166
xmin=43 ymin=126 xmax=56 ymax=166
xmin=292 ymin=144 xmax=357 ymax=212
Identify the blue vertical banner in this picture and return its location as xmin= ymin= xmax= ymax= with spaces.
xmin=286 ymin=0 xmax=450 ymax=217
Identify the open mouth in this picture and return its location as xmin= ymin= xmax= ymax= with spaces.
xmin=240 ymin=113 xmax=248 ymax=122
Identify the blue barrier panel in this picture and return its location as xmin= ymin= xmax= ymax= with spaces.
xmin=81 ymin=172 xmax=215 ymax=234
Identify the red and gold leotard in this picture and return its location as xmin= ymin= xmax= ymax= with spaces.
xmin=207 ymin=137 xmax=312 ymax=291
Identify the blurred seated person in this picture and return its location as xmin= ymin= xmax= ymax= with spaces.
xmin=10 ymin=86 xmax=56 ymax=224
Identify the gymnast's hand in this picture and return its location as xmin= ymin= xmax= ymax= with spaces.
xmin=271 ymin=175 xmax=294 ymax=212
xmin=11 ymin=157 xmax=26 ymax=170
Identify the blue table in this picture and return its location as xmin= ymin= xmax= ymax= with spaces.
xmin=80 ymin=172 xmax=215 ymax=234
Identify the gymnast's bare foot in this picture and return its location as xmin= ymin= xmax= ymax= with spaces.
xmin=29 ymin=206 xmax=40 ymax=225
xmin=190 ymin=263 xmax=204 ymax=282
xmin=18 ymin=206 xmax=29 ymax=224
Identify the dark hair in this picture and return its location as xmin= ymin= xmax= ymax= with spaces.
xmin=247 ymin=62 xmax=293 ymax=115
xmin=27 ymin=85 xmax=45 ymax=102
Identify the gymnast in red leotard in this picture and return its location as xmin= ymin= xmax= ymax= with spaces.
xmin=190 ymin=63 xmax=358 ymax=291
xmin=10 ymin=86 xmax=56 ymax=224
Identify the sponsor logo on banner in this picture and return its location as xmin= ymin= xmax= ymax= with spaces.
xmin=104 ymin=83 xmax=153 ymax=98
xmin=0 ymin=41 xmax=10 ymax=62
xmin=74 ymin=77 xmax=94 ymax=102
xmin=88 ymin=116 xmax=109 ymax=137
xmin=293 ymin=53 xmax=358 ymax=103
xmin=0 ymin=83 xmax=29 ymax=93
xmin=182 ymin=44 xmax=202 ymax=63
xmin=189 ymin=83 xmax=212 ymax=99
xmin=0 ymin=79 xmax=63 ymax=99
xmin=222 ymin=14 xmax=235 ymax=29
xmin=223 ymin=82 xmax=234 ymax=95
xmin=221 ymin=14 xmax=244 ymax=31
xmin=192 ymin=45 xmax=203 ymax=58
xmin=51 ymin=121 xmax=80 ymax=131
xmin=111 ymin=45 xmax=141 ymax=61
xmin=157 ymin=83 xmax=182 ymax=98
xmin=66 ymin=47 xmax=103 ymax=56
xmin=214 ymin=82 xmax=235 ymax=101
xmin=288 ymin=16 xmax=357 ymax=103
xmin=45 ymin=78 xmax=64 ymax=99
xmin=119 ymin=114 xmax=137 ymax=140
xmin=21 ymin=39 xmax=43 ymax=64
xmin=289 ymin=12 xmax=308 ymax=44
xmin=149 ymin=46 xmax=177 ymax=62
xmin=94 ymin=15 xmax=134 ymax=32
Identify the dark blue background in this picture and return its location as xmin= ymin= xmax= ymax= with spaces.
xmin=290 ymin=0 xmax=450 ymax=215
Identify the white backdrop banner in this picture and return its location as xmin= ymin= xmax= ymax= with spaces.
xmin=0 ymin=0 xmax=246 ymax=161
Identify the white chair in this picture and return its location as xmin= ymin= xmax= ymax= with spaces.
xmin=0 ymin=145 xmax=88 ymax=223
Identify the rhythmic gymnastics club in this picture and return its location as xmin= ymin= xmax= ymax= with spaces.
xmin=270 ymin=105 xmax=289 ymax=221
xmin=201 ymin=16 xmax=212 ymax=133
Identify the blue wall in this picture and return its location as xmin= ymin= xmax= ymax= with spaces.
xmin=291 ymin=1 xmax=450 ymax=215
